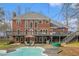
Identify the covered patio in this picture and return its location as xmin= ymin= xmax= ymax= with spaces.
xmin=25 ymin=35 xmax=35 ymax=44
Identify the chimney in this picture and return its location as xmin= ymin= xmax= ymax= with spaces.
xmin=13 ymin=11 xmax=16 ymax=17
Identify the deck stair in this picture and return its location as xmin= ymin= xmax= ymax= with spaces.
xmin=62 ymin=31 xmax=77 ymax=43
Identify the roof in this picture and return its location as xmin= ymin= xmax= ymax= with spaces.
xmin=50 ymin=20 xmax=68 ymax=28
xmin=13 ymin=12 xmax=68 ymax=28
xmin=14 ymin=12 xmax=50 ymax=20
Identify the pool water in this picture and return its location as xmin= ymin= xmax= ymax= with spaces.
xmin=1 ymin=47 xmax=46 ymax=56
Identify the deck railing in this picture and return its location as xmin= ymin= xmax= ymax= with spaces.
xmin=6 ymin=31 xmax=26 ymax=36
xmin=6 ymin=31 xmax=69 ymax=36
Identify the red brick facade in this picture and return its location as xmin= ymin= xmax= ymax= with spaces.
xmin=12 ymin=19 xmax=68 ymax=34
xmin=19 ymin=20 xmax=25 ymax=32
xmin=12 ymin=12 xmax=68 ymax=34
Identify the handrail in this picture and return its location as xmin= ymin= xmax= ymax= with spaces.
xmin=62 ymin=31 xmax=77 ymax=43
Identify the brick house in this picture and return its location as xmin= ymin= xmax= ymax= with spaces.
xmin=7 ymin=12 xmax=68 ymax=43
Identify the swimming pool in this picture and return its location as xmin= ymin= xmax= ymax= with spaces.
xmin=0 ymin=47 xmax=47 ymax=56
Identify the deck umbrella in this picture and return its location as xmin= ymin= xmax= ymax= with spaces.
xmin=25 ymin=35 xmax=35 ymax=41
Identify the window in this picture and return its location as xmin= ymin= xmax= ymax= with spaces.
xmin=26 ymin=30 xmax=27 ymax=34
xmin=25 ymin=21 xmax=27 ymax=28
xmin=35 ymin=30 xmax=37 ymax=34
xmin=46 ymin=30 xmax=47 ymax=34
xmin=43 ymin=20 xmax=48 ymax=23
xmin=16 ymin=37 xmax=19 ymax=42
xmin=39 ymin=21 xmax=41 ymax=23
xmin=40 ymin=30 xmax=42 ymax=32
xmin=35 ymin=22 xmax=37 ymax=28
xmin=21 ymin=37 xmax=23 ymax=41
xmin=46 ymin=20 xmax=48 ymax=23
xmin=30 ymin=22 xmax=32 ymax=28
xmin=40 ymin=30 xmax=42 ymax=34
xmin=43 ymin=30 xmax=46 ymax=34
xmin=43 ymin=30 xmax=45 ymax=32
xmin=17 ymin=30 xmax=20 ymax=34
xmin=17 ymin=19 xmax=20 ymax=25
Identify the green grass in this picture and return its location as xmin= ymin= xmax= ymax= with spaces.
xmin=0 ymin=39 xmax=24 ymax=50
xmin=0 ymin=39 xmax=17 ymax=49
xmin=0 ymin=39 xmax=10 ymax=49
xmin=0 ymin=45 xmax=12 ymax=49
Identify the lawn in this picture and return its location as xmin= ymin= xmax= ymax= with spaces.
xmin=0 ymin=39 xmax=23 ymax=50
xmin=66 ymin=42 xmax=79 ymax=47
xmin=59 ymin=42 xmax=79 ymax=56
xmin=0 ymin=39 xmax=12 ymax=49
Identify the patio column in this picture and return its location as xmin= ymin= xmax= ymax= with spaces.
xmin=38 ymin=37 xmax=39 ymax=43
xmin=52 ymin=36 xmax=53 ymax=42
xmin=42 ymin=36 xmax=43 ymax=44
xmin=37 ymin=37 xmax=38 ymax=43
xmin=50 ymin=36 xmax=52 ymax=43
xmin=59 ymin=36 xmax=61 ymax=43
xmin=19 ymin=37 xmax=21 ymax=43
xmin=45 ymin=36 xmax=46 ymax=44
xmin=24 ymin=36 xmax=25 ymax=43
xmin=44 ymin=36 xmax=46 ymax=44
xmin=34 ymin=36 xmax=36 ymax=43
xmin=34 ymin=37 xmax=38 ymax=43
xmin=46 ymin=36 xmax=47 ymax=43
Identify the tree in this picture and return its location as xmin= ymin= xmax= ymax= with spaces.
xmin=61 ymin=3 xmax=79 ymax=32
xmin=0 ymin=7 xmax=10 ymax=37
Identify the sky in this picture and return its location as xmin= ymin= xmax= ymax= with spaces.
xmin=0 ymin=3 xmax=63 ymax=22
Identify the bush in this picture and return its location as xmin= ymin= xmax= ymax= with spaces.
xmin=51 ymin=42 xmax=61 ymax=47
